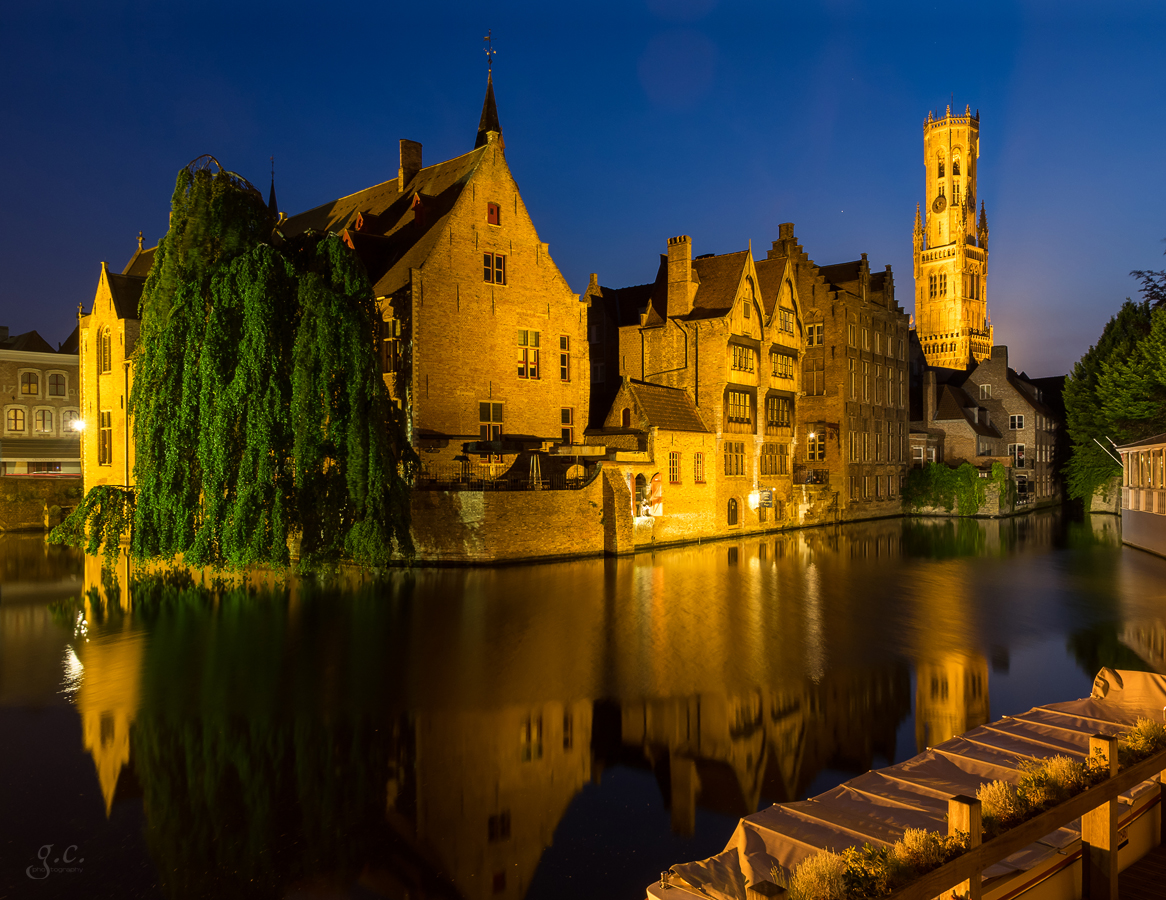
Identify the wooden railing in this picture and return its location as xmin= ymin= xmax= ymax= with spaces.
xmin=880 ymin=736 xmax=1166 ymax=900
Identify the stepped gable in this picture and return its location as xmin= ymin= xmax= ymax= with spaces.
xmin=281 ymin=146 xmax=487 ymax=298
xmin=625 ymin=380 xmax=710 ymax=433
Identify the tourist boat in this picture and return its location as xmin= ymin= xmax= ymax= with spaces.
xmin=649 ymin=669 xmax=1166 ymax=900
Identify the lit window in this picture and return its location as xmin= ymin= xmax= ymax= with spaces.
xmin=808 ymin=432 xmax=825 ymax=461
xmin=731 ymin=345 xmax=755 ymax=373
xmin=516 ymin=330 xmax=539 ymax=379
xmin=669 ymin=451 xmax=681 ymax=484
xmin=7 ymin=408 xmax=25 ymax=432
xmin=779 ymin=308 xmax=794 ymax=333
xmin=765 ymin=396 xmax=791 ymax=428
xmin=483 ymin=252 xmax=506 ymax=284
xmin=98 ymin=411 xmax=112 ymax=464
xmin=35 ymin=410 xmax=52 ymax=433
xmin=694 ymin=452 xmax=705 ymax=483
xmin=723 ymin=442 xmax=745 ymax=477
xmin=49 ymin=374 xmax=65 ymax=396
xmin=727 ymin=391 xmax=751 ymax=424
xmin=771 ymin=351 xmax=794 ymax=379
xmin=62 ymin=410 xmax=79 ymax=432
xmin=20 ymin=372 xmax=38 ymax=395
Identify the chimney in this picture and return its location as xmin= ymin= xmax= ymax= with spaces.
xmin=925 ymin=370 xmax=937 ymax=428
xmin=667 ymin=236 xmax=694 ymax=318
xmin=768 ymin=222 xmax=797 ymax=259
xmin=990 ymin=345 xmax=1007 ymax=369
xmin=398 ymin=139 xmax=422 ymax=191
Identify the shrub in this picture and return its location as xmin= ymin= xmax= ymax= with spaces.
xmin=789 ymin=851 xmax=847 ymax=900
xmin=976 ymin=779 xmax=1025 ymax=828
xmin=1123 ymin=717 xmax=1166 ymax=760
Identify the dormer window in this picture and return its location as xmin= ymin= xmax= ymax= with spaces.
xmin=487 ymin=202 xmax=500 ymax=226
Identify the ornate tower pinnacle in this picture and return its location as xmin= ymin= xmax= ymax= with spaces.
xmin=912 ymin=105 xmax=992 ymax=368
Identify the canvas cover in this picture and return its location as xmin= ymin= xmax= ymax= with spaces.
xmin=651 ymin=669 xmax=1166 ymax=900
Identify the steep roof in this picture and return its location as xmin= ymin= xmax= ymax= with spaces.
xmin=753 ymin=256 xmax=792 ymax=318
xmin=58 ymin=325 xmax=79 ymax=354
xmin=818 ymin=260 xmax=862 ymax=288
xmin=107 ymin=272 xmax=146 ymax=320
xmin=933 ymin=384 xmax=1000 ymax=437
xmin=687 ymin=250 xmax=749 ymax=319
xmin=627 ymin=381 xmax=710 ymax=433
xmin=122 ymin=245 xmax=156 ymax=278
xmin=281 ymin=145 xmax=487 ymax=298
xmin=0 ymin=330 xmax=56 ymax=354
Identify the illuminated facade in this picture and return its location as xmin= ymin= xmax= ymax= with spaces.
xmin=912 ymin=106 xmax=993 ymax=369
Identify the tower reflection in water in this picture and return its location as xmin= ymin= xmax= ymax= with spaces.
xmin=63 ymin=513 xmax=1137 ymax=900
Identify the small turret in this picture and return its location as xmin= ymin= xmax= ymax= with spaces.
xmin=977 ymin=202 xmax=989 ymax=252
xmin=475 ymin=71 xmax=503 ymax=149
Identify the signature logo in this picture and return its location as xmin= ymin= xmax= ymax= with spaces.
xmin=26 ymin=844 xmax=84 ymax=879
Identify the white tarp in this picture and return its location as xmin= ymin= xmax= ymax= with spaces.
xmin=658 ymin=668 xmax=1166 ymax=900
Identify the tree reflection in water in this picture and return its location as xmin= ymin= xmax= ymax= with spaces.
xmin=25 ymin=509 xmax=1166 ymax=900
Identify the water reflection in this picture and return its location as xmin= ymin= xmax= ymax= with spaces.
xmin=5 ymin=511 xmax=1166 ymax=900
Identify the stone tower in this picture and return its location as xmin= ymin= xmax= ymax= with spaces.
xmin=912 ymin=105 xmax=992 ymax=368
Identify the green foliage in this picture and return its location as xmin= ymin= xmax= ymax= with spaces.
xmin=126 ymin=160 xmax=417 ymax=572
xmin=47 ymin=484 xmax=134 ymax=568
xmin=903 ymin=462 xmax=989 ymax=515
xmin=1063 ymin=295 xmax=1166 ymax=503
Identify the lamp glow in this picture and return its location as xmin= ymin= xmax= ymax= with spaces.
xmin=71 ymin=419 xmax=85 ymax=432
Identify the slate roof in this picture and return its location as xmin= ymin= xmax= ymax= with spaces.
xmin=627 ymin=381 xmax=710 ymax=433
xmin=0 ymin=330 xmax=56 ymax=354
xmin=122 ymin=246 xmax=156 ymax=278
xmin=594 ymin=279 xmax=661 ymax=328
xmin=688 ymin=251 xmax=749 ymax=319
xmin=753 ymin=256 xmax=792 ymax=318
xmin=106 ymin=272 xmax=146 ymax=320
xmin=933 ymin=384 xmax=1000 ymax=437
xmin=58 ymin=325 xmax=79 ymax=354
xmin=818 ymin=260 xmax=862 ymax=288
xmin=281 ymin=145 xmax=487 ymax=298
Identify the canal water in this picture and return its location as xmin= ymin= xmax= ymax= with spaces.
xmin=2 ymin=511 xmax=1165 ymax=900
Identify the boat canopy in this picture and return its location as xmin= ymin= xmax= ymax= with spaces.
xmin=651 ymin=669 xmax=1166 ymax=900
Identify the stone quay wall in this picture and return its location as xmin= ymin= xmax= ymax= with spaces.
xmin=0 ymin=475 xmax=84 ymax=531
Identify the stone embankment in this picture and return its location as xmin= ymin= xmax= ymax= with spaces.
xmin=0 ymin=476 xmax=83 ymax=532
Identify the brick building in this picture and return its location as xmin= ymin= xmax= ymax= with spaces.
xmin=281 ymin=74 xmax=590 ymax=481
xmin=79 ymin=239 xmax=150 ymax=488
xmin=586 ymin=235 xmax=803 ymax=538
xmin=910 ymin=346 xmax=1059 ymax=505
xmin=0 ymin=326 xmax=81 ymax=475
xmin=765 ymin=224 xmax=910 ymax=523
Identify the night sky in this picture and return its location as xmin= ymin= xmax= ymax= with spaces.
xmin=2 ymin=1 xmax=1164 ymax=378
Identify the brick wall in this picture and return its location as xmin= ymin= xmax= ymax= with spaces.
xmin=0 ymin=475 xmax=84 ymax=531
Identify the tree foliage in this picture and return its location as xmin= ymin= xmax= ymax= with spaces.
xmin=55 ymin=160 xmax=417 ymax=570
xmin=1063 ymin=297 xmax=1164 ymax=502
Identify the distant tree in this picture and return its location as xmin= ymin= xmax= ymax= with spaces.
xmin=1063 ymin=293 xmax=1161 ymax=503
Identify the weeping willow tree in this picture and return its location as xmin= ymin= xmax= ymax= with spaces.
xmin=55 ymin=157 xmax=416 ymax=570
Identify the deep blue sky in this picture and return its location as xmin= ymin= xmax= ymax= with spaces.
xmin=2 ymin=0 xmax=1164 ymax=377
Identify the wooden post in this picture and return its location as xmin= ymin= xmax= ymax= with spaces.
xmin=949 ymin=794 xmax=983 ymax=900
xmin=1082 ymin=734 xmax=1120 ymax=900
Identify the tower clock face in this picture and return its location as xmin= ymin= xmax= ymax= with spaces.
xmin=932 ymin=195 xmax=947 ymax=213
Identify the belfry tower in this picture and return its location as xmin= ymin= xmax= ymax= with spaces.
xmin=913 ymin=105 xmax=992 ymax=368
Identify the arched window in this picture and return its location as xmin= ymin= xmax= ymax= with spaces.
xmin=938 ymin=161 xmax=945 ymax=178
xmin=634 ymin=474 xmax=648 ymax=515
xmin=35 ymin=410 xmax=52 ymax=433
xmin=99 ymin=328 xmax=112 ymax=374
xmin=953 ymin=158 xmax=961 ymax=176
xmin=7 ymin=409 xmax=24 ymax=432
xmin=727 ymin=497 xmax=738 ymax=526
xmin=20 ymin=372 xmax=38 ymax=395
xmin=621 ymin=408 xmax=631 ymax=428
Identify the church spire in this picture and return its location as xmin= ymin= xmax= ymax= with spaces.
xmin=268 ymin=155 xmax=279 ymax=215
xmin=476 ymin=31 xmax=502 ymax=148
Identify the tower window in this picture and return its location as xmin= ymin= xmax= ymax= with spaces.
xmin=953 ymin=159 xmax=960 ymax=176
xmin=938 ymin=161 xmax=945 ymax=178
xmin=938 ymin=273 xmax=947 ymax=296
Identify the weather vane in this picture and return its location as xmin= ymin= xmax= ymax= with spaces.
xmin=484 ymin=30 xmax=496 ymax=72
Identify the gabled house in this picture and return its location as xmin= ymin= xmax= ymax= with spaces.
xmin=586 ymin=235 xmax=802 ymax=538
xmin=280 ymin=75 xmax=590 ymax=479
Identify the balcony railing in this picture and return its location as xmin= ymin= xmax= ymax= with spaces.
xmin=792 ymin=466 xmax=829 ymax=486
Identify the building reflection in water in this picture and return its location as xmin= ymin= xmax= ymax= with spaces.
xmin=49 ymin=511 xmax=1165 ymax=900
